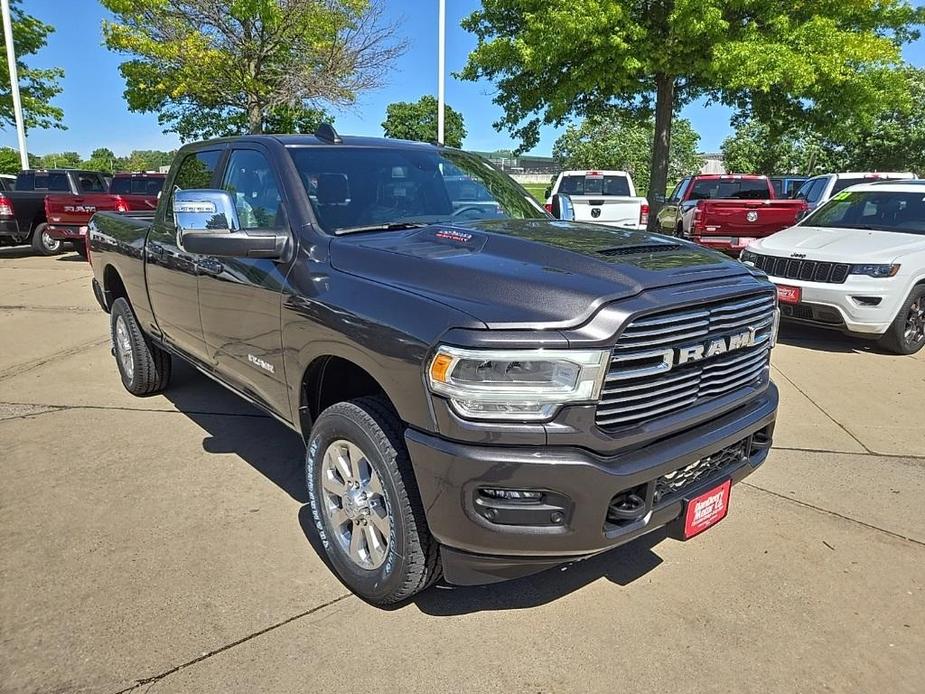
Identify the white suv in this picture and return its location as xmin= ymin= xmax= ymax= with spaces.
xmin=794 ymin=172 xmax=914 ymax=212
xmin=742 ymin=180 xmax=925 ymax=354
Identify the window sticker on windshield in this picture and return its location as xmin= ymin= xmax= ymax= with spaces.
xmin=831 ymin=191 xmax=851 ymax=201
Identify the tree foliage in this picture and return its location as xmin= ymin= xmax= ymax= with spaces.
xmin=553 ymin=116 xmax=702 ymax=195
xmin=0 ymin=0 xmax=64 ymax=132
xmin=722 ymin=67 xmax=925 ymax=175
xmin=381 ymin=95 xmax=466 ymax=147
xmin=101 ymin=0 xmax=405 ymax=141
xmin=460 ymin=0 xmax=924 ymax=213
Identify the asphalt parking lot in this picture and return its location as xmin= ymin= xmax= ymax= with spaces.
xmin=1 ymin=248 xmax=923 ymax=694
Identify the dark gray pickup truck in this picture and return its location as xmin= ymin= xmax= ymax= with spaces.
xmin=87 ymin=127 xmax=780 ymax=604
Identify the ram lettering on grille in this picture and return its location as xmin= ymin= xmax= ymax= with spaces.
xmin=596 ymin=292 xmax=775 ymax=428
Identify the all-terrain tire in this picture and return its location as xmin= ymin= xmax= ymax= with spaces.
xmin=305 ymin=396 xmax=441 ymax=605
xmin=110 ymin=297 xmax=172 ymax=395
xmin=878 ymin=285 xmax=925 ymax=355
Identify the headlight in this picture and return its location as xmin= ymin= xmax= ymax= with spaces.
xmin=850 ymin=264 xmax=900 ymax=278
xmin=740 ymin=250 xmax=757 ymax=265
xmin=427 ymin=346 xmax=609 ymax=421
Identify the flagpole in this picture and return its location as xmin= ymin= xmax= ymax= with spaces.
xmin=1 ymin=0 xmax=29 ymax=169
xmin=437 ymin=0 xmax=445 ymax=145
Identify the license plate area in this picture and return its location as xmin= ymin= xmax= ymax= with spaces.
xmin=776 ymin=284 xmax=802 ymax=304
xmin=681 ymin=479 xmax=731 ymax=539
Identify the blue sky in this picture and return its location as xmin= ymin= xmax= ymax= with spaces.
xmin=4 ymin=0 xmax=925 ymax=157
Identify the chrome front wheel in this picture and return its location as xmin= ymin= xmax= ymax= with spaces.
xmin=320 ymin=439 xmax=391 ymax=570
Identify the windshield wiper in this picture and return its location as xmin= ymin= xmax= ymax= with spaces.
xmin=334 ymin=222 xmax=430 ymax=235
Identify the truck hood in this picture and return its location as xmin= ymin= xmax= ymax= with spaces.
xmin=330 ymin=220 xmax=754 ymax=328
xmin=752 ymin=225 xmax=925 ymax=263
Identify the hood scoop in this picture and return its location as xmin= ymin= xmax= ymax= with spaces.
xmin=597 ymin=243 xmax=683 ymax=257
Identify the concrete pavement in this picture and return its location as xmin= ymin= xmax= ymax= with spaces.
xmin=1 ymin=249 xmax=922 ymax=693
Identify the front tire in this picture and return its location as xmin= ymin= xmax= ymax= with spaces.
xmin=110 ymin=297 xmax=172 ymax=395
xmin=31 ymin=223 xmax=63 ymax=256
xmin=878 ymin=286 xmax=925 ymax=355
xmin=305 ymin=396 xmax=440 ymax=605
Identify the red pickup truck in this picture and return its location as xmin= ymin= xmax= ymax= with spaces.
xmin=45 ymin=172 xmax=165 ymax=258
xmin=655 ymin=174 xmax=807 ymax=256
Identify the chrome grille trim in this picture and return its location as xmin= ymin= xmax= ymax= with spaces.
xmin=596 ymin=291 xmax=775 ymax=428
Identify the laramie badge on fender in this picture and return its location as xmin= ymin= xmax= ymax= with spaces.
xmin=247 ymin=354 xmax=275 ymax=373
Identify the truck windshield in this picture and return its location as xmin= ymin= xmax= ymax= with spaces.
xmin=689 ymin=179 xmax=770 ymax=200
xmin=805 ymin=191 xmax=925 ymax=235
xmin=288 ymin=146 xmax=547 ymax=233
xmin=558 ymin=174 xmax=630 ymax=196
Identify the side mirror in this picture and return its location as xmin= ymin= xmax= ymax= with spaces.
xmin=173 ymin=189 xmax=287 ymax=259
xmin=544 ymin=186 xmax=551 ymax=199
xmin=550 ymin=193 xmax=575 ymax=221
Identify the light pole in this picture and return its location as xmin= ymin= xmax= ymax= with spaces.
xmin=437 ymin=0 xmax=445 ymax=145
xmin=1 ymin=0 xmax=29 ymax=170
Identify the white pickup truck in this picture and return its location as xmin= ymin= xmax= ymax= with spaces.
xmin=545 ymin=170 xmax=649 ymax=229
xmin=742 ymin=180 xmax=925 ymax=354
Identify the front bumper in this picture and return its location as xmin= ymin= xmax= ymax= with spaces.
xmin=46 ymin=224 xmax=89 ymax=241
xmin=767 ymin=273 xmax=903 ymax=335
xmin=406 ymin=384 xmax=778 ymax=585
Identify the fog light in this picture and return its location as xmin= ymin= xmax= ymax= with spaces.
xmin=480 ymin=488 xmax=543 ymax=502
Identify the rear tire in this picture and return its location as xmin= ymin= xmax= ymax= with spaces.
xmin=31 ymin=223 xmax=63 ymax=256
xmin=110 ymin=297 xmax=172 ymax=395
xmin=878 ymin=286 xmax=925 ymax=355
xmin=305 ymin=396 xmax=441 ymax=605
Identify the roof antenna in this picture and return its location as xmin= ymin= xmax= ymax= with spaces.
xmin=315 ymin=123 xmax=342 ymax=144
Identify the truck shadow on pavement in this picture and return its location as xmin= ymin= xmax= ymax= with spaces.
xmin=163 ymin=361 xmax=668 ymax=614
xmin=777 ymin=323 xmax=884 ymax=354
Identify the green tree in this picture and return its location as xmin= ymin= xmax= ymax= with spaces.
xmin=123 ymin=149 xmax=175 ymax=172
xmin=37 ymin=151 xmax=81 ymax=168
xmin=102 ymin=0 xmax=404 ymax=141
xmin=82 ymin=147 xmax=126 ymax=173
xmin=0 ymin=147 xmax=21 ymax=174
xmin=553 ymin=115 xmax=702 ymax=195
xmin=840 ymin=66 xmax=925 ymax=173
xmin=382 ymin=95 xmax=466 ymax=147
xmin=0 ymin=0 xmax=64 ymax=132
xmin=460 ymin=0 xmax=924 ymax=223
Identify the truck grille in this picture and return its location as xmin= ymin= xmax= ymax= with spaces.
xmin=596 ymin=292 xmax=775 ymax=428
xmin=749 ymin=252 xmax=849 ymax=284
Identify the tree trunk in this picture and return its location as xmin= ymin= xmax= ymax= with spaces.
xmin=648 ymin=74 xmax=675 ymax=231
xmin=247 ymin=99 xmax=263 ymax=134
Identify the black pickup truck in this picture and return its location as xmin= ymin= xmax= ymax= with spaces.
xmin=0 ymin=169 xmax=109 ymax=255
xmin=87 ymin=128 xmax=780 ymax=604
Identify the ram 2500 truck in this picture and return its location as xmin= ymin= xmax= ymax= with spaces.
xmin=0 ymin=169 xmax=110 ymax=255
xmin=656 ymin=174 xmax=807 ymax=256
xmin=45 ymin=172 xmax=166 ymax=258
xmin=87 ymin=129 xmax=780 ymax=605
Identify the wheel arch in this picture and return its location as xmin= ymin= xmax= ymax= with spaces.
xmin=298 ymin=354 xmax=398 ymax=441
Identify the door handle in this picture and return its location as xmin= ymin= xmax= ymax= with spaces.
xmin=196 ymin=258 xmax=224 ymax=275
xmin=148 ymin=243 xmax=165 ymax=258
